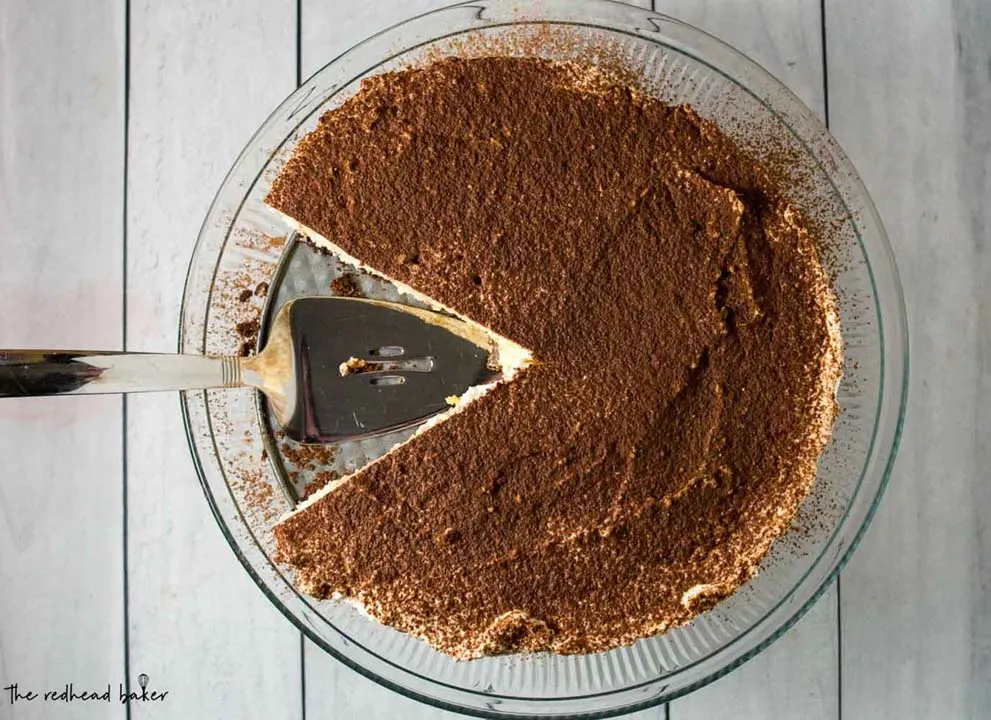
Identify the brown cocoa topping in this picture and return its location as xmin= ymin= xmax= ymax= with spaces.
xmin=266 ymin=57 xmax=840 ymax=659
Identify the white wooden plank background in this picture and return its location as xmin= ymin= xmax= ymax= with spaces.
xmin=1 ymin=0 xmax=988 ymax=718
xmin=827 ymin=1 xmax=991 ymax=718
xmin=125 ymin=1 xmax=300 ymax=718
xmin=0 ymin=2 xmax=126 ymax=719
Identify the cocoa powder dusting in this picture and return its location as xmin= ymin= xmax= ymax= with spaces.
xmin=266 ymin=58 xmax=841 ymax=659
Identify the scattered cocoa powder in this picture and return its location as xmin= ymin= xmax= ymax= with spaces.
xmin=229 ymin=467 xmax=278 ymax=523
xmin=279 ymin=440 xmax=337 ymax=471
xmin=331 ymin=273 xmax=363 ymax=298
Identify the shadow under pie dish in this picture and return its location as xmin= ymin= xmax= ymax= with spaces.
xmin=181 ymin=2 xmax=907 ymax=716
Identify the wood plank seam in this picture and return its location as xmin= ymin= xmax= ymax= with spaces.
xmin=122 ymin=0 xmax=133 ymax=718
xmin=819 ymin=4 xmax=841 ymax=720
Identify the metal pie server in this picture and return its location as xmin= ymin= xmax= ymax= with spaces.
xmin=0 ymin=297 xmax=500 ymax=443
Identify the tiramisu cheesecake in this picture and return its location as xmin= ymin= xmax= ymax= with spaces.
xmin=265 ymin=57 xmax=842 ymax=659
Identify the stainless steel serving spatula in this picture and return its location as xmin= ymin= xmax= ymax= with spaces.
xmin=0 ymin=297 xmax=499 ymax=443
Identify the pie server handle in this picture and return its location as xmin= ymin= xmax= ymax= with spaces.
xmin=0 ymin=350 xmax=246 ymax=397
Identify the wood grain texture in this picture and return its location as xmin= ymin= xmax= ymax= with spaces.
xmin=674 ymin=592 xmax=838 ymax=720
xmin=827 ymin=0 xmax=991 ymax=717
xmin=124 ymin=1 xmax=300 ymax=717
xmin=653 ymin=0 xmax=825 ymax=114
xmin=653 ymin=2 xmax=838 ymax=719
xmin=0 ymin=2 xmax=125 ymax=718
xmin=300 ymin=0 xmax=462 ymax=86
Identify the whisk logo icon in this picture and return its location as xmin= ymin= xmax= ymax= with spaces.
xmin=119 ymin=673 xmax=169 ymax=704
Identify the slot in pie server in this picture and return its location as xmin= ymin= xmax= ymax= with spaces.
xmin=0 ymin=297 xmax=500 ymax=443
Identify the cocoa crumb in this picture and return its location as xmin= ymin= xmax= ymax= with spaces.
xmin=235 ymin=318 xmax=261 ymax=357
xmin=331 ymin=273 xmax=363 ymax=298
xmin=339 ymin=357 xmax=369 ymax=376
xmin=235 ymin=318 xmax=260 ymax=337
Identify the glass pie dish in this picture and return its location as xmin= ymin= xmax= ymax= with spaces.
xmin=179 ymin=1 xmax=909 ymax=717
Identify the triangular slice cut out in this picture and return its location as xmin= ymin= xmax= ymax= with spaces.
xmin=268 ymin=211 xmax=534 ymax=513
